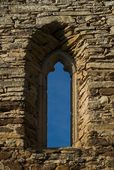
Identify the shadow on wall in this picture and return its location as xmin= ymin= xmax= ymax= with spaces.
xmin=0 ymin=35 xmax=5 ymax=67
xmin=0 ymin=34 xmax=2 ymax=66
xmin=24 ymin=21 xmax=76 ymax=150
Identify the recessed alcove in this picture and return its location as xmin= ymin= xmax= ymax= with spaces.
xmin=24 ymin=22 xmax=78 ymax=150
xmin=38 ymin=50 xmax=77 ymax=149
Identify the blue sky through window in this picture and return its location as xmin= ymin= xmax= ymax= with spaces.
xmin=47 ymin=62 xmax=71 ymax=148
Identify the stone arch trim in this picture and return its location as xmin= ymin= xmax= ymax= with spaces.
xmin=38 ymin=50 xmax=77 ymax=148
xmin=23 ymin=22 xmax=83 ymax=149
xmin=42 ymin=50 xmax=76 ymax=75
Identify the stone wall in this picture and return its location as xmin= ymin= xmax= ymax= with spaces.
xmin=0 ymin=0 xmax=114 ymax=169
xmin=1 ymin=147 xmax=114 ymax=169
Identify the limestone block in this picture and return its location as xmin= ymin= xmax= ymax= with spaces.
xmin=59 ymin=11 xmax=91 ymax=16
xmin=110 ymin=26 xmax=114 ymax=34
xmin=112 ymin=7 xmax=114 ymax=14
xmin=0 ymin=151 xmax=12 ymax=160
xmin=99 ymin=88 xmax=114 ymax=96
xmin=104 ymin=1 xmax=114 ymax=6
xmin=86 ymin=63 xmax=114 ymax=69
xmin=11 ymin=5 xmax=59 ymax=13
xmin=1 ymin=161 xmax=23 ymax=170
xmin=106 ymin=157 xmax=114 ymax=167
xmin=42 ymin=164 xmax=56 ymax=170
xmin=99 ymin=96 xmax=109 ymax=104
xmin=36 ymin=16 xmax=75 ymax=25
xmin=0 ymin=16 xmax=13 ymax=26
xmin=56 ymin=165 xmax=69 ymax=170
xmin=107 ymin=16 xmax=114 ymax=26
xmin=61 ymin=34 xmax=80 ymax=50
xmin=85 ymin=16 xmax=92 ymax=22
xmin=59 ymin=16 xmax=75 ymax=23
xmin=27 ymin=164 xmax=41 ymax=170
xmin=89 ymin=81 xmax=114 ymax=89
xmin=0 ymin=127 xmax=13 ymax=133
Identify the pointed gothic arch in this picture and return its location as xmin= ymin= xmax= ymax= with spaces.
xmin=38 ymin=50 xmax=77 ymax=148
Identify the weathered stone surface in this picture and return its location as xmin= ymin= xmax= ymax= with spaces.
xmin=0 ymin=0 xmax=114 ymax=169
xmin=36 ymin=16 xmax=75 ymax=25
xmin=0 ymin=151 xmax=12 ymax=160
xmin=55 ymin=165 xmax=69 ymax=170
xmin=110 ymin=26 xmax=114 ymax=34
xmin=99 ymin=96 xmax=109 ymax=104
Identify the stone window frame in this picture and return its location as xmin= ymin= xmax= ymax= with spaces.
xmin=38 ymin=50 xmax=77 ymax=148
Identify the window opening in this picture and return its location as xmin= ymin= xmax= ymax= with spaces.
xmin=47 ymin=62 xmax=71 ymax=147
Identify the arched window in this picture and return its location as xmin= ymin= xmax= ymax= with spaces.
xmin=38 ymin=50 xmax=77 ymax=148
xmin=47 ymin=62 xmax=71 ymax=147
